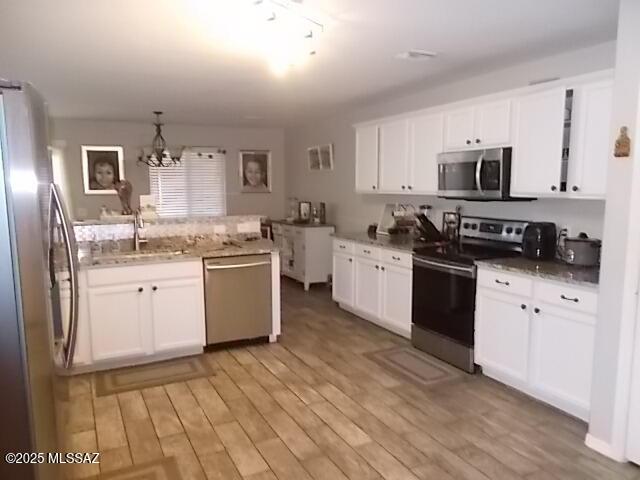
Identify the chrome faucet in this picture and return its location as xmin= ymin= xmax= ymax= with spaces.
xmin=133 ymin=210 xmax=148 ymax=251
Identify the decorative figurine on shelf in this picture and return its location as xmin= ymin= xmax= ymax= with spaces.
xmin=114 ymin=179 xmax=133 ymax=215
xmin=615 ymin=126 xmax=631 ymax=158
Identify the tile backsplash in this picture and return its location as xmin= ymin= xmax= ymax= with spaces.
xmin=73 ymin=215 xmax=263 ymax=242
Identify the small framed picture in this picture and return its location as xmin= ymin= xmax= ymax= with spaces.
xmin=82 ymin=146 xmax=125 ymax=195
xmin=308 ymin=144 xmax=334 ymax=170
xmin=308 ymin=147 xmax=320 ymax=170
xmin=240 ymin=150 xmax=271 ymax=193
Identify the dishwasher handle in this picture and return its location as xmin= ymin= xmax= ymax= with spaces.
xmin=205 ymin=260 xmax=271 ymax=271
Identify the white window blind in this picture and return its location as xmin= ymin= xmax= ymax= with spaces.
xmin=149 ymin=150 xmax=226 ymax=217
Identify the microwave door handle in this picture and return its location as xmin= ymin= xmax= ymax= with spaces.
xmin=475 ymin=153 xmax=484 ymax=195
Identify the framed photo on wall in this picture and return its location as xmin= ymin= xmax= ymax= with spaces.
xmin=82 ymin=145 xmax=125 ymax=195
xmin=239 ymin=150 xmax=271 ymax=193
xmin=308 ymin=143 xmax=333 ymax=170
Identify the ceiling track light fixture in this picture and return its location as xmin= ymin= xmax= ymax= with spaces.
xmin=138 ymin=111 xmax=184 ymax=167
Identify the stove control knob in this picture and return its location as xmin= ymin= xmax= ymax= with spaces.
xmin=463 ymin=222 xmax=470 ymax=229
xmin=471 ymin=223 xmax=478 ymax=230
xmin=505 ymin=227 xmax=513 ymax=234
xmin=515 ymin=227 xmax=523 ymax=235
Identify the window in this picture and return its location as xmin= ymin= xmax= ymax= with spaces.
xmin=149 ymin=149 xmax=226 ymax=217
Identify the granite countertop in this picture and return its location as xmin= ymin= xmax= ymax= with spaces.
xmin=79 ymin=238 xmax=277 ymax=269
xmin=476 ymin=257 xmax=600 ymax=287
xmin=333 ymin=232 xmax=428 ymax=253
xmin=272 ymin=219 xmax=335 ymax=228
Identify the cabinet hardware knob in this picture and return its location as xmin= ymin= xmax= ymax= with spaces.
xmin=475 ymin=138 xmax=481 ymax=144
xmin=495 ymin=279 xmax=510 ymax=286
xmin=572 ymin=185 xmax=579 ymax=192
xmin=348 ymin=258 xmax=352 ymax=263
xmin=375 ymin=265 xmax=379 ymax=270
xmin=534 ymin=307 xmax=540 ymax=314
xmin=521 ymin=304 xmax=526 ymax=310
xmin=152 ymin=286 xmax=158 ymax=291
xmin=560 ymin=294 xmax=579 ymax=303
xmin=372 ymin=185 xmax=376 ymax=190
xmin=381 ymin=266 xmax=385 ymax=271
xmin=392 ymin=256 xmax=400 ymax=261
xmin=551 ymin=185 xmax=557 ymax=192
xmin=401 ymin=185 xmax=406 ymax=190
xmin=138 ymin=287 xmax=144 ymax=293
xmin=466 ymin=139 xmax=472 ymax=145
xmin=408 ymin=185 xmax=413 ymax=190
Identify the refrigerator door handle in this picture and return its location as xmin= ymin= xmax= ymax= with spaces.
xmin=49 ymin=183 xmax=79 ymax=369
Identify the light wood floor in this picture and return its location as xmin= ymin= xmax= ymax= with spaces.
xmin=63 ymin=279 xmax=640 ymax=480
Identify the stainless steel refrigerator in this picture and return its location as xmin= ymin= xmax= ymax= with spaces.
xmin=0 ymin=82 xmax=79 ymax=479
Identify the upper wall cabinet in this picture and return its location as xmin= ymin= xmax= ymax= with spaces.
xmin=510 ymin=87 xmax=567 ymax=198
xmin=566 ymin=80 xmax=613 ymax=199
xmin=355 ymin=114 xmax=444 ymax=194
xmin=355 ymin=124 xmax=379 ymax=192
xmin=443 ymin=99 xmax=512 ymax=151
xmin=379 ymin=119 xmax=410 ymax=192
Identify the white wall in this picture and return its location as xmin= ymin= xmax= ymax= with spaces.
xmin=284 ymin=41 xmax=615 ymax=235
xmin=50 ymin=119 xmax=286 ymax=220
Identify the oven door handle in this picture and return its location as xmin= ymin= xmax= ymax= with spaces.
xmin=475 ymin=152 xmax=484 ymax=195
xmin=413 ymin=256 xmax=476 ymax=278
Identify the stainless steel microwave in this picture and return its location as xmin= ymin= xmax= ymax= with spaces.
xmin=437 ymin=147 xmax=514 ymax=200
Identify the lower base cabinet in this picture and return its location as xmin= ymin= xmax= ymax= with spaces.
xmin=332 ymin=239 xmax=412 ymax=338
xmin=475 ymin=266 xmax=597 ymax=420
xmin=79 ymin=260 xmax=205 ymax=370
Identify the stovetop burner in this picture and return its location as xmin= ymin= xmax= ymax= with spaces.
xmin=413 ymin=242 xmax=521 ymax=266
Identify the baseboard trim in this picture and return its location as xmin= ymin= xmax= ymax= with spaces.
xmin=585 ymin=434 xmax=627 ymax=462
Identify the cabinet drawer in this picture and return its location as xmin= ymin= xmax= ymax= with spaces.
xmin=477 ymin=268 xmax=533 ymax=297
xmin=535 ymin=281 xmax=598 ymax=315
xmin=333 ymin=239 xmax=355 ymax=254
xmin=355 ymin=244 xmax=381 ymax=260
xmin=88 ymin=260 xmax=202 ymax=287
xmin=381 ymin=249 xmax=412 ymax=269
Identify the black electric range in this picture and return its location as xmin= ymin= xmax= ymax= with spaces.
xmin=411 ymin=216 xmax=528 ymax=373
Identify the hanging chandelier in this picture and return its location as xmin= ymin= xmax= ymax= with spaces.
xmin=138 ymin=111 xmax=184 ymax=167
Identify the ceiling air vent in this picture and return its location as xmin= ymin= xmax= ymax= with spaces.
xmin=395 ymin=49 xmax=438 ymax=61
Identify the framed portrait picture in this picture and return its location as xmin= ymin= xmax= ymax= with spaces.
xmin=82 ymin=145 xmax=125 ymax=195
xmin=239 ymin=150 xmax=271 ymax=193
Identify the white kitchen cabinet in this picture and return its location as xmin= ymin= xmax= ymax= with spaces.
xmin=274 ymin=222 xmax=335 ymax=291
xmin=627 ymin=305 xmax=640 ymax=463
xmin=85 ymin=260 xmax=204 ymax=366
xmin=332 ymin=251 xmax=354 ymax=307
xmin=475 ymin=265 xmax=598 ymax=420
xmin=444 ymin=107 xmax=475 ymax=150
xmin=474 ymin=100 xmax=512 ymax=147
xmin=567 ymin=80 xmax=613 ymax=198
xmin=444 ymin=100 xmax=512 ymax=151
xmin=379 ymin=119 xmax=410 ymax=193
xmin=151 ymin=277 xmax=205 ymax=353
xmin=355 ymin=124 xmax=379 ymax=192
xmin=88 ymin=283 xmax=152 ymax=362
xmin=408 ymin=113 xmax=444 ymax=194
xmin=333 ymin=240 xmax=412 ymax=338
xmin=511 ymin=87 xmax=566 ymax=197
xmin=59 ymin=271 xmax=91 ymax=366
xmin=475 ymin=289 xmax=530 ymax=386
xmin=530 ymin=305 xmax=595 ymax=419
xmin=354 ymin=256 xmax=382 ymax=318
xmin=380 ymin=263 xmax=412 ymax=336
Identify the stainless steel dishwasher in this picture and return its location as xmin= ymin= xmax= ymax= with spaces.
xmin=203 ymin=254 xmax=272 ymax=344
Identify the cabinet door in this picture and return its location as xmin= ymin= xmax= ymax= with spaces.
xmin=293 ymin=229 xmax=306 ymax=280
xmin=474 ymin=99 xmax=512 ymax=147
xmin=567 ymin=81 xmax=613 ymax=198
xmin=511 ymin=87 xmax=566 ymax=197
xmin=88 ymin=283 xmax=151 ymax=361
xmin=475 ymin=289 xmax=530 ymax=384
xmin=60 ymin=286 xmax=91 ymax=365
xmin=355 ymin=124 xmax=379 ymax=192
xmin=380 ymin=264 xmax=412 ymax=336
xmin=151 ymin=277 xmax=205 ymax=352
xmin=378 ymin=119 xmax=409 ymax=192
xmin=627 ymin=318 xmax=640 ymax=463
xmin=408 ymin=113 xmax=443 ymax=194
xmin=332 ymin=253 xmax=354 ymax=306
xmin=530 ymin=306 xmax=595 ymax=419
xmin=354 ymin=256 xmax=382 ymax=318
xmin=444 ymin=107 xmax=475 ymax=151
